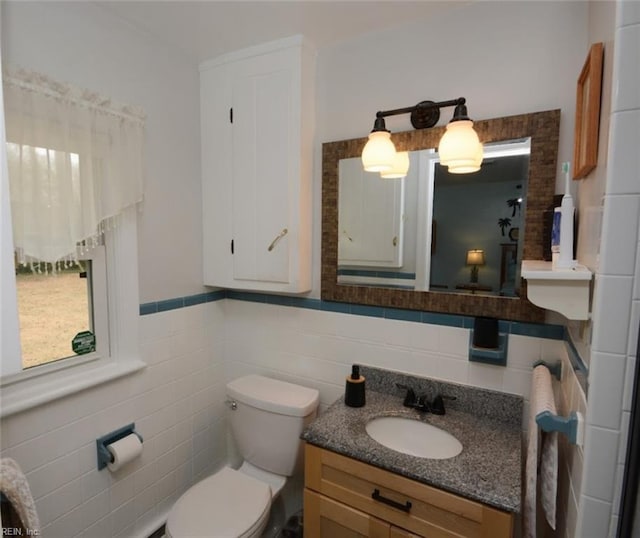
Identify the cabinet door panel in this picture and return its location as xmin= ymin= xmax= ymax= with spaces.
xmin=305 ymin=489 xmax=390 ymax=538
xmin=201 ymin=64 xmax=234 ymax=287
xmin=389 ymin=527 xmax=421 ymax=538
xmin=232 ymin=55 xmax=294 ymax=284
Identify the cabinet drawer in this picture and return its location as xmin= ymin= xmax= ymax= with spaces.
xmin=305 ymin=444 xmax=513 ymax=538
xmin=304 ymin=489 xmax=391 ymax=538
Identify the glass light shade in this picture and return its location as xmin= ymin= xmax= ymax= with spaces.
xmin=466 ymin=249 xmax=485 ymax=266
xmin=362 ymin=131 xmax=396 ymax=172
xmin=380 ymin=151 xmax=410 ymax=179
xmin=439 ymin=120 xmax=483 ymax=174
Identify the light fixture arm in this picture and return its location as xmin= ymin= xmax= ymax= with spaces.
xmin=372 ymin=97 xmax=468 ymax=131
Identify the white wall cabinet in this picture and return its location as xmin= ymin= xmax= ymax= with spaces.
xmin=201 ymin=36 xmax=314 ymax=292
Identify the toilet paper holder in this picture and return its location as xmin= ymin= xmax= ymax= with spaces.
xmin=96 ymin=423 xmax=143 ymax=470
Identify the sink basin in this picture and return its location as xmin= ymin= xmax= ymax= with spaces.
xmin=365 ymin=417 xmax=463 ymax=459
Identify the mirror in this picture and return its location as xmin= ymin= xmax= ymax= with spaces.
xmin=337 ymin=139 xmax=531 ymax=296
xmin=322 ymin=110 xmax=560 ymax=322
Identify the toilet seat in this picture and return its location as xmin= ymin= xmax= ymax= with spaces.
xmin=166 ymin=467 xmax=272 ymax=538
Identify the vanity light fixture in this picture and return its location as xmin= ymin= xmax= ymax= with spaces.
xmin=380 ymin=151 xmax=410 ymax=179
xmin=466 ymin=249 xmax=485 ymax=283
xmin=362 ymin=97 xmax=483 ymax=176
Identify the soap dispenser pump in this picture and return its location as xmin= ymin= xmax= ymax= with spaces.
xmin=345 ymin=364 xmax=366 ymax=407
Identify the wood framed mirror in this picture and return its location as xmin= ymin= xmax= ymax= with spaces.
xmin=321 ymin=109 xmax=560 ymax=322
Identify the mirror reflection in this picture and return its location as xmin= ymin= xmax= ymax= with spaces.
xmin=337 ymin=139 xmax=531 ymax=297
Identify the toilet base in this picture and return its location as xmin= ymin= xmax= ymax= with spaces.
xmin=260 ymin=495 xmax=285 ymax=538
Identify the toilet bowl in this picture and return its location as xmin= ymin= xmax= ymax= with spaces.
xmin=165 ymin=375 xmax=319 ymax=538
xmin=166 ymin=467 xmax=272 ymax=538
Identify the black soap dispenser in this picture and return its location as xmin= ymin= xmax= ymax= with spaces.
xmin=345 ymin=364 xmax=366 ymax=407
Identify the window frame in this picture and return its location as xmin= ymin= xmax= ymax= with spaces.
xmin=0 ymin=206 xmax=145 ymax=418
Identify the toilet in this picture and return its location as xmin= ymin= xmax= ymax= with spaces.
xmin=166 ymin=374 xmax=320 ymax=538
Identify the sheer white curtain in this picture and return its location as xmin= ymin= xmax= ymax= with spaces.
xmin=3 ymin=65 xmax=145 ymax=265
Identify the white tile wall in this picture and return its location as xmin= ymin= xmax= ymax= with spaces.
xmin=612 ymin=25 xmax=640 ymax=111
xmin=577 ymin=3 xmax=640 ymax=535
xmin=554 ymin=341 xmax=586 ymax=538
xmin=0 ymin=294 xmax=587 ymax=538
xmin=0 ymin=303 xmax=227 ymax=538
xmin=222 ymin=299 xmax=569 ymax=421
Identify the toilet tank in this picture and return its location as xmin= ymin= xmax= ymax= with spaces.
xmin=226 ymin=375 xmax=320 ymax=476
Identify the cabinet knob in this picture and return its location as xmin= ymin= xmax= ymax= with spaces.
xmin=267 ymin=228 xmax=288 ymax=251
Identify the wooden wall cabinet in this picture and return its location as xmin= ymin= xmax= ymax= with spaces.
xmin=200 ymin=36 xmax=314 ymax=292
xmin=304 ymin=444 xmax=514 ymax=538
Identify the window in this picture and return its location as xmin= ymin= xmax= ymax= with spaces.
xmin=15 ymin=252 xmax=109 ymax=370
xmin=0 ymin=65 xmax=145 ymax=416
xmin=8 ymin=143 xmax=110 ymax=371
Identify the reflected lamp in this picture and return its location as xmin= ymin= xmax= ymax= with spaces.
xmin=466 ymin=249 xmax=485 ymax=283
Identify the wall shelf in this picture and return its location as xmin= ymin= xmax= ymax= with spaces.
xmin=521 ymin=260 xmax=592 ymax=320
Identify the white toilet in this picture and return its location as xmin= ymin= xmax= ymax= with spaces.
xmin=166 ymin=374 xmax=320 ymax=538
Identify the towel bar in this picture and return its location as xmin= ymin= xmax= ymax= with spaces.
xmin=533 ymin=361 xmax=584 ymax=446
xmin=536 ymin=410 xmax=584 ymax=446
xmin=534 ymin=359 xmax=562 ymax=380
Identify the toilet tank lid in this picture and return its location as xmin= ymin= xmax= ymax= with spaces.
xmin=227 ymin=375 xmax=319 ymax=417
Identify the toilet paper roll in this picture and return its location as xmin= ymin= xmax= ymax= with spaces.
xmin=107 ymin=434 xmax=143 ymax=472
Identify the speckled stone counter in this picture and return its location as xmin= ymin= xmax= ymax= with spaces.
xmin=301 ymin=366 xmax=522 ymax=513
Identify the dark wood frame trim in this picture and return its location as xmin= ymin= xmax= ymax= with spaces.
xmin=321 ymin=109 xmax=561 ymax=322
xmin=573 ymin=42 xmax=604 ymax=180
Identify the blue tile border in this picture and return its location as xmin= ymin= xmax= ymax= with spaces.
xmin=337 ymin=269 xmax=416 ymax=280
xmin=565 ymin=331 xmax=589 ymax=395
xmin=140 ymin=289 xmax=227 ymax=316
xmin=139 ymin=290 xmax=567 ymax=342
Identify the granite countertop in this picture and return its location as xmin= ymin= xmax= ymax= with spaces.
xmin=301 ymin=366 xmax=522 ymax=513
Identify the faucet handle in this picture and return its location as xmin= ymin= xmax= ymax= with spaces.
xmin=430 ymin=394 xmax=457 ymax=415
xmin=395 ymin=383 xmax=417 ymax=406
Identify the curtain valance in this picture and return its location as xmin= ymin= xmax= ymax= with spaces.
xmin=3 ymin=65 xmax=145 ymax=264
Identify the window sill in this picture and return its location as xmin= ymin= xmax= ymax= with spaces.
xmin=0 ymin=357 xmax=146 ymax=418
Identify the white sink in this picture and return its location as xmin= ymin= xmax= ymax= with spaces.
xmin=365 ymin=417 xmax=463 ymax=459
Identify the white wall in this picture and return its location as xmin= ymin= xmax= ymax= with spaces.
xmin=1 ymin=1 xmax=204 ymax=303
xmin=0 ymin=2 xmax=606 ymax=537
xmin=312 ymin=0 xmax=587 ymax=296
xmin=0 ymin=304 xmax=227 ymax=537
xmin=1 ymin=3 xmax=224 ymax=537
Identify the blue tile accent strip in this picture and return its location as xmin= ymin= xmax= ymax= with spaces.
xmin=139 ymin=290 xmax=567 ymax=344
xmin=157 ymin=298 xmax=184 ymax=312
xmin=140 ymin=289 xmax=227 ymax=316
xmin=385 ymin=308 xmax=422 ymax=323
xmin=337 ymin=269 xmax=416 ymax=280
xmin=139 ymin=302 xmax=158 ymax=316
xmin=565 ymin=332 xmax=589 ymax=395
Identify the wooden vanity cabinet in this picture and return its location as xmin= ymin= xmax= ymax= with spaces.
xmin=303 ymin=444 xmax=514 ymax=538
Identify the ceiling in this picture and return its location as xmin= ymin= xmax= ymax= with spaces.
xmin=96 ymin=1 xmax=467 ymax=62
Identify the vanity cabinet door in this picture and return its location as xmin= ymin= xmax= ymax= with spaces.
xmin=305 ymin=444 xmax=514 ymax=538
xmin=304 ymin=489 xmax=391 ymax=538
xmin=200 ymin=36 xmax=314 ymax=293
xmin=389 ymin=527 xmax=421 ymax=538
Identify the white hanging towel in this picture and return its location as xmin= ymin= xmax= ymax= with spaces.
xmin=0 ymin=458 xmax=40 ymax=534
xmin=524 ymin=365 xmax=559 ymax=537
